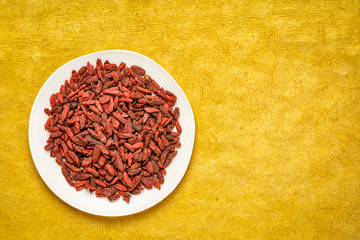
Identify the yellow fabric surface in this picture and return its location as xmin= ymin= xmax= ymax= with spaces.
xmin=1 ymin=0 xmax=360 ymax=239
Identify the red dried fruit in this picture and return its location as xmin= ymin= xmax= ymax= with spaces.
xmin=175 ymin=120 xmax=182 ymax=133
xmin=73 ymin=181 xmax=86 ymax=188
xmin=130 ymin=65 xmax=146 ymax=76
xmin=73 ymin=173 xmax=91 ymax=181
xmin=44 ymin=59 xmax=181 ymax=203
xmin=141 ymin=176 xmax=155 ymax=188
xmin=87 ymin=62 xmax=94 ymax=75
xmin=122 ymin=171 xmax=133 ymax=189
xmin=104 ymin=164 xmax=117 ymax=176
xmin=60 ymin=104 xmax=70 ymax=122
xmin=50 ymin=94 xmax=56 ymax=108
xmin=85 ymin=167 xmax=99 ymax=177
xmin=108 ymin=194 xmax=120 ymax=201
xmin=115 ymin=184 xmax=127 ymax=192
xmin=123 ymin=196 xmax=130 ymax=204
xmin=56 ymin=92 xmax=64 ymax=104
xmin=103 ymin=88 xmax=122 ymax=96
xmin=94 ymin=179 xmax=107 ymax=188
xmin=44 ymin=143 xmax=54 ymax=150
xmin=154 ymin=175 xmax=161 ymax=189
xmin=144 ymin=107 xmax=159 ymax=113
xmin=146 ymin=161 xmax=154 ymax=174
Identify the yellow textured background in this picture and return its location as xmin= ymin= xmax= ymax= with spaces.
xmin=1 ymin=0 xmax=360 ymax=239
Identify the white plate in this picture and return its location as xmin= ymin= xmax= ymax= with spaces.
xmin=28 ymin=50 xmax=195 ymax=216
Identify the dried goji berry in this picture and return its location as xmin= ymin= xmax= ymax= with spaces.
xmin=44 ymin=60 xmax=182 ymax=203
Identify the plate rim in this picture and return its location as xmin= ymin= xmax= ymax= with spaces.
xmin=28 ymin=50 xmax=195 ymax=217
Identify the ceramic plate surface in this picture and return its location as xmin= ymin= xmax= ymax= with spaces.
xmin=28 ymin=50 xmax=195 ymax=216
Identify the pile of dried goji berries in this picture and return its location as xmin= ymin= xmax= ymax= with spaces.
xmin=44 ymin=59 xmax=181 ymax=203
